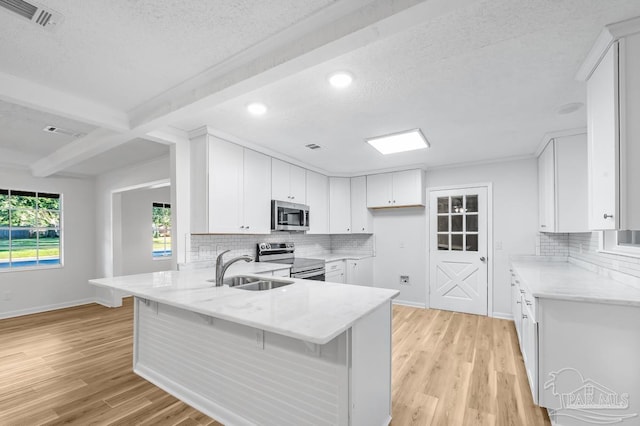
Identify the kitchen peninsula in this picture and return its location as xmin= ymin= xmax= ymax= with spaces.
xmin=90 ymin=266 xmax=399 ymax=426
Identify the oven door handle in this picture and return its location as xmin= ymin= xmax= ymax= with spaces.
xmin=292 ymin=268 xmax=325 ymax=279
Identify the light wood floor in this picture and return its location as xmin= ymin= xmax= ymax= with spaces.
xmin=0 ymin=299 xmax=549 ymax=425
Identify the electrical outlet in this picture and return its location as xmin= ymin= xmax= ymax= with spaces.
xmin=198 ymin=245 xmax=211 ymax=257
xmin=400 ymin=275 xmax=410 ymax=285
xmin=495 ymin=241 xmax=503 ymax=250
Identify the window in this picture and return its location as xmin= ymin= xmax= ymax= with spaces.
xmin=152 ymin=203 xmax=171 ymax=258
xmin=601 ymin=230 xmax=640 ymax=258
xmin=436 ymin=194 xmax=479 ymax=252
xmin=0 ymin=189 xmax=62 ymax=270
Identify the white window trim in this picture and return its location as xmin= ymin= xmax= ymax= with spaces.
xmin=599 ymin=230 xmax=640 ymax=259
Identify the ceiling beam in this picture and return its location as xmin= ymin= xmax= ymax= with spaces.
xmin=0 ymin=71 xmax=130 ymax=132
xmin=145 ymin=126 xmax=190 ymax=145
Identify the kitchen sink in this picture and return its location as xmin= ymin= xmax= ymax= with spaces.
xmin=222 ymin=275 xmax=261 ymax=287
xmin=235 ymin=278 xmax=294 ymax=291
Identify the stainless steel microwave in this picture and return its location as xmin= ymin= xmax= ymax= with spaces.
xmin=271 ymin=200 xmax=310 ymax=232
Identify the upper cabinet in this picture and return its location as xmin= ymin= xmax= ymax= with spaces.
xmin=350 ymin=176 xmax=373 ymax=234
xmin=366 ymin=169 xmax=425 ymax=208
xmin=272 ymin=158 xmax=306 ymax=204
xmin=191 ymin=135 xmax=271 ymax=234
xmin=329 ymin=177 xmax=351 ymax=234
xmin=537 ymin=133 xmax=588 ymax=233
xmin=306 ymin=170 xmax=329 ymax=234
xmin=578 ymin=18 xmax=640 ymax=230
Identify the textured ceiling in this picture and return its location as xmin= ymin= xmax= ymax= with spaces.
xmin=2 ymin=0 xmax=640 ymax=176
xmin=173 ymin=0 xmax=640 ymax=173
xmin=0 ymin=0 xmax=336 ymax=111
xmin=0 ymin=99 xmax=96 ymax=156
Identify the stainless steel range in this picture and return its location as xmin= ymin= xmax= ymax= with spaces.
xmin=256 ymin=242 xmax=325 ymax=281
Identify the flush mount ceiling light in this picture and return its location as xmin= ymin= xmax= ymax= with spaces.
xmin=366 ymin=129 xmax=430 ymax=155
xmin=328 ymin=71 xmax=353 ymax=89
xmin=247 ymin=102 xmax=267 ymax=116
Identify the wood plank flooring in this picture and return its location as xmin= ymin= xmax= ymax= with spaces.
xmin=0 ymin=299 xmax=549 ymax=425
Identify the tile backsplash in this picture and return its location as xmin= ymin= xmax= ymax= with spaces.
xmin=536 ymin=232 xmax=569 ymax=257
xmin=568 ymin=232 xmax=640 ymax=279
xmin=189 ymin=233 xmax=374 ymax=263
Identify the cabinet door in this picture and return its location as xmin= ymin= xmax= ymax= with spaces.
xmin=538 ymin=141 xmax=556 ymax=232
xmin=350 ymin=176 xmax=372 ymax=233
xmin=289 ymin=164 xmax=306 ymax=204
xmin=325 ymin=270 xmax=345 ymax=284
xmin=392 ymin=170 xmax=425 ymax=206
xmin=521 ymin=305 xmax=538 ymax=404
xmin=306 ymin=170 xmax=329 ymax=234
xmin=347 ymin=258 xmax=373 ymax=286
xmin=271 ymin=158 xmax=291 ymax=202
xmin=243 ymin=149 xmax=271 ymax=234
xmin=555 ymin=134 xmax=588 ymax=232
xmin=209 ymin=138 xmax=243 ymax=233
xmin=587 ymin=42 xmax=619 ymax=230
xmin=329 ymin=177 xmax=351 ymax=234
xmin=366 ymin=173 xmax=393 ymax=208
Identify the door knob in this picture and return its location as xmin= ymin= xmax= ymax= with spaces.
xmin=480 ymin=256 xmax=486 ymax=262
xmin=603 ymin=213 xmax=614 ymax=219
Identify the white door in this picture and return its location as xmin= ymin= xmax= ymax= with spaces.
xmin=429 ymin=187 xmax=488 ymax=315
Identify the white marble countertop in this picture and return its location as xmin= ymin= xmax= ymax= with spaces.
xmin=89 ymin=263 xmax=398 ymax=345
xmin=511 ymin=258 xmax=640 ymax=307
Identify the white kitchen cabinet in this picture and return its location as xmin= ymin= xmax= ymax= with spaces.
xmin=346 ymin=257 xmax=373 ymax=286
xmin=272 ymin=158 xmax=306 ymax=204
xmin=366 ymin=169 xmax=425 ymax=208
xmin=329 ymin=177 xmax=351 ymax=234
xmin=578 ymin=20 xmax=640 ymax=230
xmin=305 ymin=170 xmax=329 ymax=234
xmin=190 ymin=134 xmax=271 ymax=234
xmin=537 ymin=133 xmax=588 ymax=233
xmin=350 ymin=176 xmax=373 ymax=234
xmin=325 ymin=260 xmax=346 ymax=283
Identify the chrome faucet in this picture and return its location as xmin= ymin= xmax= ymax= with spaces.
xmin=215 ymin=250 xmax=253 ymax=286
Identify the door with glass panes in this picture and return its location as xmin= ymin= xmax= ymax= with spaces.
xmin=429 ymin=187 xmax=488 ymax=315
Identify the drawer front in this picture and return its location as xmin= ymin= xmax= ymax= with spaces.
xmin=326 ymin=260 xmax=345 ymax=274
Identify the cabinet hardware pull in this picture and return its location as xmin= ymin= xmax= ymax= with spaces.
xmin=541 ymin=224 xmax=546 ymax=228
xmin=515 ymin=280 xmax=520 ymax=283
xmin=520 ymin=289 xmax=525 ymax=294
xmin=480 ymin=256 xmax=486 ymax=262
xmin=526 ymin=300 xmax=532 ymax=305
xmin=511 ymin=283 xmax=515 ymax=287
xmin=522 ymin=314 xmax=528 ymax=319
xmin=516 ymin=300 xmax=521 ymax=304
xmin=245 ymin=226 xmax=250 ymax=229
xmin=603 ymin=213 xmax=614 ymax=219
xmin=240 ymin=226 xmax=245 ymax=229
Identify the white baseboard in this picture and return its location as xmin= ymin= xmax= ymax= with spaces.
xmin=0 ymin=298 xmax=96 ymax=320
xmin=491 ymin=311 xmax=513 ymax=320
xmin=392 ymin=299 xmax=426 ymax=309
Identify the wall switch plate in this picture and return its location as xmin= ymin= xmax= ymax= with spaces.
xmin=400 ymin=275 xmax=410 ymax=285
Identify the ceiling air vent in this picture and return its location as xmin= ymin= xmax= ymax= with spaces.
xmin=305 ymin=144 xmax=321 ymax=150
xmin=0 ymin=0 xmax=64 ymax=31
xmin=43 ymin=125 xmax=85 ymax=138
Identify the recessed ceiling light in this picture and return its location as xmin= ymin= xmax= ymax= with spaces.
xmin=328 ymin=71 xmax=353 ymax=89
xmin=366 ymin=129 xmax=430 ymax=155
xmin=556 ymin=102 xmax=584 ymax=115
xmin=247 ymin=102 xmax=267 ymax=116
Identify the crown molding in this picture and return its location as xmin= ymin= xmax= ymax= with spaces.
xmin=534 ymin=127 xmax=587 ymax=157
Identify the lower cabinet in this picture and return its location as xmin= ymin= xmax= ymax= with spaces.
xmin=511 ymin=263 xmax=640 ymax=423
xmin=325 ymin=260 xmax=346 ymax=283
xmin=272 ymin=268 xmax=291 ymax=278
xmin=346 ymin=258 xmax=373 ymax=286
xmin=511 ymin=268 xmax=538 ymax=404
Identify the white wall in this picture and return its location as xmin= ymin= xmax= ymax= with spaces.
xmin=94 ymin=155 xmax=171 ymax=306
xmin=0 ymin=166 xmax=96 ymax=318
xmin=118 ymin=187 xmax=172 ymax=275
xmin=426 ymin=158 xmax=538 ymax=317
xmin=372 ymin=207 xmax=427 ymax=307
